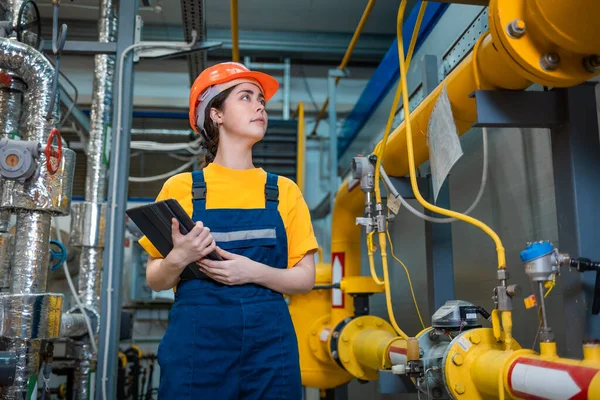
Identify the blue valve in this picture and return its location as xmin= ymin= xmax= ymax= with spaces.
xmin=520 ymin=241 xmax=554 ymax=263
xmin=48 ymin=240 xmax=67 ymax=271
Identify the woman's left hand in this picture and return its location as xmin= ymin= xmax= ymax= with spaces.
xmin=198 ymin=247 xmax=262 ymax=285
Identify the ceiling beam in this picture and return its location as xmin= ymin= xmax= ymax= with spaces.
xmin=40 ymin=19 xmax=393 ymax=65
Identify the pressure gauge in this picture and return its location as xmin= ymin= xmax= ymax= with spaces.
xmin=0 ymin=138 xmax=41 ymax=181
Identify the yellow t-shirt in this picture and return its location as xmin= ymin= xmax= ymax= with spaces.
xmin=138 ymin=162 xmax=319 ymax=269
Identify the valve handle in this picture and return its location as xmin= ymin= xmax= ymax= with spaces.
xmin=44 ymin=128 xmax=62 ymax=175
xmin=48 ymin=240 xmax=67 ymax=271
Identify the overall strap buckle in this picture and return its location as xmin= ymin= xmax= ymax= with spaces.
xmin=191 ymin=170 xmax=207 ymax=213
xmin=265 ymin=173 xmax=279 ymax=208
xmin=193 ymin=182 xmax=206 ymax=200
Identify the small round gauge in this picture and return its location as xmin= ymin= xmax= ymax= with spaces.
xmin=4 ymin=154 xmax=20 ymax=168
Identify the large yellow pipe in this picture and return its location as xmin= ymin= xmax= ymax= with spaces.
xmin=489 ymin=0 xmax=600 ymax=87
xmin=471 ymin=349 xmax=600 ymax=399
xmin=352 ymin=330 xmax=401 ymax=371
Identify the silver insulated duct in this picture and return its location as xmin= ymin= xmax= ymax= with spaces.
xmin=68 ymin=0 xmax=117 ymax=398
xmin=0 ymin=37 xmax=75 ymax=399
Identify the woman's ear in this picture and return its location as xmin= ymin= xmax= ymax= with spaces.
xmin=210 ymin=108 xmax=224 ymax=126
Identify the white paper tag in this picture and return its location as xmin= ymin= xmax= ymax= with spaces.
xmin=457 ymin=335 xmax=472 ymax=352
xmin=427 ymin=85 xmax=463 ymax=202
xmin=320 ymin=328 xmax=331 ymax=342
xmin=387 ymin=195 xmax=401 ymax=214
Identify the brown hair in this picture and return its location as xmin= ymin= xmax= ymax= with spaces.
xmin=198 ymin=86 xmax=236 ymax=168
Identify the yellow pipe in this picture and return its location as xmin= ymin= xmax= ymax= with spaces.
xmin=352 ymin=329 xmax=397 ymax=371
xmin=396 ymin=12 xmax=507 ymax=272
xmin=379 ymin=231 xmax=409 ymax=339
xmin=288 ymin=261 xmax=352 ymax=389
xmin=230 ymin=0 xmax=239 ymax=62
xmin=311 ymin=0 xmax=377 ymax=135
xmin=367 ymin=232 xmax=383 ymax=285
xmin=296 ymin=102 xmax=305 ymax=193
xmin=371 ymin=0 xmax=428 ymax=343
xmin=472 ymin=349 xmax=600 ymax=399
xmin=488 ymin=0 xmax=600 ymax=87
xmin=584 ymin=342 xmax=600 ymax=362
xmin=330 ymin=35 xmax=526 ymax=332
xmin=330 ymin=186 xmax=363 ymax=325
xmin=373 ymin=0 xmax=427 ymax=206
xmin=329 ymin=0 xmax=600 ymax=354
xmin=540 ymin=341 xmax=558 ymax=357
xmin=501 ymin=311 xmax=513 ymax=350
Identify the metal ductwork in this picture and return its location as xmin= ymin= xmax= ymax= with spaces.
xmin=0 ymin=34 xmax=76 ymax=399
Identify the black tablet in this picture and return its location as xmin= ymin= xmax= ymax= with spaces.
xmin=126 ymin=199 xmax=222 ymax=280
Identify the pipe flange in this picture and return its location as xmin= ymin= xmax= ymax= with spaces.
xmin=336 ymin=315 xmax=395 ymax=381
xmin=489 ymin=0 xmax=600 ymax=87
xmin=414 ymin=327 xmax=453 ymax=399
xmin=329 ymin=317 xmax=353 ymax=369
xmin=308 ymin=315 xmax=334 ymax=364
xmin=442 ymin=328 xmax=527 ymax=399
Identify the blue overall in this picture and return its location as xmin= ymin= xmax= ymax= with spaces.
xmin=157 ymin=170 xmax=302 ymax=400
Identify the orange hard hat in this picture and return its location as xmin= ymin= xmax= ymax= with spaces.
xmin=188 ymin=62 xmax=279 ymax=133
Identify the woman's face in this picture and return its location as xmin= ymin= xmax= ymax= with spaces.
xmin=211 ymin=82 xmax=268 ymax=144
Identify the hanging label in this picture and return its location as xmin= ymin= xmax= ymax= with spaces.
xmin=387 ymin=195 xmax=401 ymax=214
xmin=427 ymin=85 xmax=463 ymax=202
xmin=524 ymin=294 xmax=537 ymax=309
xmin=332 ymin=252 xmax=345 ymax=308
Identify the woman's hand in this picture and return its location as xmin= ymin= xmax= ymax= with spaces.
xmin=198 ymin=247 xmax=262 ymax=285
xmin=165 ymin=218 xmax=216 ymax=268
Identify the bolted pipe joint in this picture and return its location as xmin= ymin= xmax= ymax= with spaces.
xmin=583 ymin=55 xmax=600 ymax=73
xmin=506 ymin=19 xmax=526 ymax=38
xmin=540 ymin=52 xmax=561 ymax=71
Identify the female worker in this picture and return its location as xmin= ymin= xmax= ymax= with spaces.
xmin=138 ymin=61 xmax=318 ymax=400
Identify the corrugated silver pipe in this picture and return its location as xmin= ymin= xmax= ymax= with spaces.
xmin=85 ymin=0 xmax=116 ymax=205
xmin=73 ymin=358 xmax=91 ymax=400
xmin=0 ymin=70 xmax=25 ymax=284
xmin=1 ymin=1 xmax=25 ymax=27
xmin=0 ymin=39 xmax=58 ymax=143
xmin=10 ymin=211 xmax=51 ymax=294
xmin=60 ymin=314 xmax=89 ymax=338
xmin=0 ymin=71 xmax=24 ymax=232
xmin=71 ymin=0 xmax=117 ymax=397
xmin=0 ymin=37 xmax=60 ymax=400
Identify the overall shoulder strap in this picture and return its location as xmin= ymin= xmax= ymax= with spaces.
xmin=191 ymin=170 xmax=206 ymax=211
xmin=264 ymin=172 xmax=279 ymax=210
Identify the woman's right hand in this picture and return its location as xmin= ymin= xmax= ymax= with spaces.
xmin=165 ymin=218 xmax=216 ymax=268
